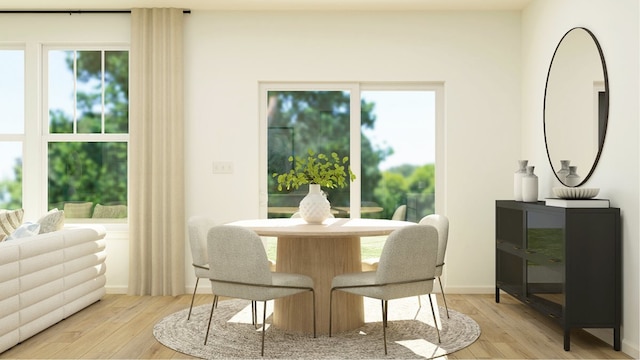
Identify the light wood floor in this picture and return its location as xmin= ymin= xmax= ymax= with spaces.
xmin=0 ymin=293 xmax=631 ymax=359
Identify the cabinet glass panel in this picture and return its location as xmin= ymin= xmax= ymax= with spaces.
xmin=497 ymin=250 xmax=524 ymax=296
xmin=496 ymin=207 xmax=523 ymax=247
xmin=526 ymin=211 xmax=565 ymax=309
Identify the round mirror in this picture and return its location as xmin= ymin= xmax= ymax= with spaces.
xmin=544 ymin=27 xmax=609 ymax=187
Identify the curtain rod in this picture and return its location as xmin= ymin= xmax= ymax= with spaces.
xmin=0 ymin=9 xmax=191 ymax=14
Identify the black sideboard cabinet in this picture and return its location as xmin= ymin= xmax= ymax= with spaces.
xmin=495 ymin=200 xmax=621 ymax=351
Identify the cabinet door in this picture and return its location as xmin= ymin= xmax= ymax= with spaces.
xmin=565 ymin=211 xmax=618 ymax=325
xmin=526 ymin=210 xmax=565 ymax=318
xmin=496 ymin=205 xmax=525 ymax=297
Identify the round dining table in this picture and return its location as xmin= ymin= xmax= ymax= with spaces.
xmin=226 ymin=217 xmax=414 ymax=335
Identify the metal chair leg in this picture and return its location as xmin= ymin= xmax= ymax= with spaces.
xmin=252 ymin=301 xmax=258 ymax=328
xmin=438 ymin=276 xmax=450 ymax=318
xmin=428 ymin=294 xmax=441 ymax=343
xmin=187 ymin=277 xmax=200 ymax=320
xmin=261 ymin=300 xmax=267 ymax=356
xmin=204 ymin=295 xmax=218 ymax=345
xmin=382 ymin=300 xmax=388 ymax=355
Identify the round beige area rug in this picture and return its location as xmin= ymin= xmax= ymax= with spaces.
xmin=154 ymin=296 xmax=480 ymax=359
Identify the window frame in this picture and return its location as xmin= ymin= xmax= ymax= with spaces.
xmin=259 ymin=82 xmax=445 ymax=219
xmin=41 ymin=44 xmax=130 ymax=227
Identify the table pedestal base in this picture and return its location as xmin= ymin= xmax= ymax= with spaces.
xmin=274 ymin=235 xmax=364 ymax=335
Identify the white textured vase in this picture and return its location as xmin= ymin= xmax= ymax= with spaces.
xmin=521 ymin=165 xmax=538 ymax=202
xmin=514 ymin=160 xmax=528 ymax=201
xmin=299 ymin=184 xmax=331 ymax=224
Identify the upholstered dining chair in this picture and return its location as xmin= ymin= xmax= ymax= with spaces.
xmin=329 ymin=225 xmax=441 ymax=355
xmin=419 ymin=214 xmax=450 ymax=318
xmin=391 ymin=204 xmax=407 ymax=220
xmin=205 ymin=225 xmax=316 ymax=356
xmin=187 ymin=216 xmax=217 ymax=320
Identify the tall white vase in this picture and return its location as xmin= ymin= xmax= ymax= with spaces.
xmin=522 ymin=166 xmax=538 ymax=202
xmin=299 ymin=184 xmax=331 ymax=224
xmin=514 ymin=160 xmax=528 ymax=201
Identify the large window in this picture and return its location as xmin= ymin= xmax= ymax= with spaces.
xmin=45 ymin=48 xmax=129 ymax=219
xmin=0 ymin=48 xmax=24 ymax=210
xmin=263 ymin=84 xmax=441 ymax=221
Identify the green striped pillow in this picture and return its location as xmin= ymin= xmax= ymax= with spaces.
xmin=0 ymin=208 xmax=25 ymax=237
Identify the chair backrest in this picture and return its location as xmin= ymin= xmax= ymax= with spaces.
xmin=419 ymin=214 xmax=449 ymax=273
xmin=188 ymin=216 xmax=216 ymax=268
xmin=391 ymin=205 xmax=407 ymax=221
xmin=376 ymin=225 xmax=438 ymax=285
xmin=207 ymin=225 xmax=272 ymax=288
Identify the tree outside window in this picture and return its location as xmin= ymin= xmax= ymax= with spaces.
xmin=47 ymin=49 xmax=129 ymax=219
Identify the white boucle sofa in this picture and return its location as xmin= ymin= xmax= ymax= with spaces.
xmin=0 ymin=225 xmax=107 ymax=353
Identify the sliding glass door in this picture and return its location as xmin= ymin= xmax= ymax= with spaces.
xmin=262 ymin=83 xmax=440 ymax=221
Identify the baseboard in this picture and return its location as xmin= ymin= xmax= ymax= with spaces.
xmin=621 ymin=339 xmax=639 ymax=359
xmin=586 ymin=329 xmax=639 ymax=358
xmin=444 ymin=285 xmax=494 ymax=294
xmin=105 ymin=286 xmax=128 ymax=294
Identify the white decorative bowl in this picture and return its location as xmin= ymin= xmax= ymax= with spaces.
xmin=552 ymin=187 xmax=599 ymax=199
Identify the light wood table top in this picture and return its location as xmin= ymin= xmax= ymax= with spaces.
xmin=228 ymin=217 xmax=411 ymax=237
xmin=267 ymin=206 xmax=384 ymax=215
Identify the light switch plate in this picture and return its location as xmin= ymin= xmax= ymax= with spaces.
xmin=212 ymin=161 xmax=233 ymax=174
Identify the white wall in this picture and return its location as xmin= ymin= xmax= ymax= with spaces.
xmin=183 ymin=10 xmax=522 ymax=294
xmin=1 ymin=10 xmax=522 ymax=299
xmin=522 ymin=0 xmax=639 ymax=356
xmin=2 ymin=6 xmax=636 ymax=356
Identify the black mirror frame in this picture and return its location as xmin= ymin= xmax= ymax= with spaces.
xmin=543 ymin=27 xmax=609 ymax=187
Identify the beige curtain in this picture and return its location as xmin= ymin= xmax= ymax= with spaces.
xmin=128 ymin=8 xmax=185 ymax=296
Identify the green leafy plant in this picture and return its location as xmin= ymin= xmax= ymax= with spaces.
xmin=273 ymin=149 xmax=356 ymax=191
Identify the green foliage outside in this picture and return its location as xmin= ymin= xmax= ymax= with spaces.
xmin=0 ymin=158 xmax=22 ymax=209
xmin=0 ymin=50 xmax=129 ymax=212
xmin=48 ymin=50 xmax=129 ymax=211
xmin=1 ymin=57 xmax=435 ymax=219
xmin=267 ymin=90 xmax=435 ymax=220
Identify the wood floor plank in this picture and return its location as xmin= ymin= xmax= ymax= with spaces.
xmin=0 ymin=293 xmax=631 ymax=359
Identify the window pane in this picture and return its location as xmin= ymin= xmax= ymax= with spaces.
xmin=49 ymin=50 xmax=75 ymax=134
xmin=0 ymin=50 xmax=24 ymax=134
xmin=0 ymin=142 xmax=22 ymax=209
xmin=48 ymin=142 xmax=127 ymax=218
xmin=105 ymin=51 xmax=129 ymax=133
xmin=267 ymin=91 xmax=351 ymax=218
xmin=361 ymin=91 xmax=435 ymax=221
xmin=76 ymin=51 xmax=102 ymax=134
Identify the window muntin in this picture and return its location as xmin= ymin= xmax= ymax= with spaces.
xmin=46 ymin=48 xmax=129 ymax=219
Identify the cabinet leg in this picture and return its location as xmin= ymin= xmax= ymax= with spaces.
xmin=614 ymin=327 xmax=621 ymax=351
xmin=495 ymin=287 xmax=500 ymax=303
xmin=564 ymin=329 xmax=570 ymax=351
